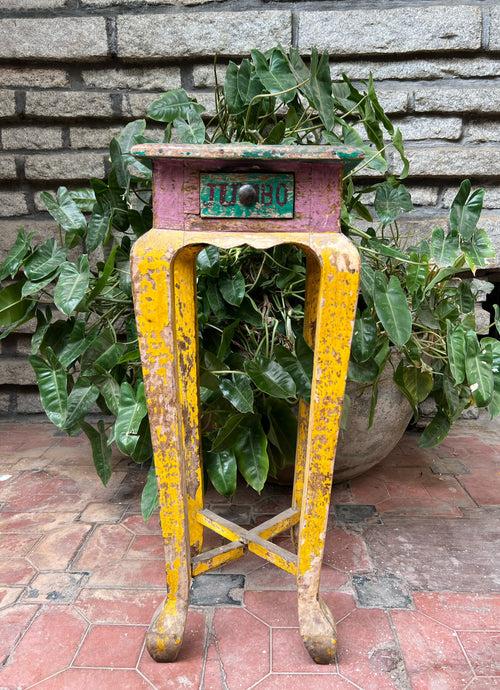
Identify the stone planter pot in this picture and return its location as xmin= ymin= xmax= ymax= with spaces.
xmin=333 ymin=364 xmax=413 ymax=483
xmin=271 ymin=360 xmax=413 ymax=485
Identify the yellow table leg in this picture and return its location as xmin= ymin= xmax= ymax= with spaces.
xmin=131 ymin=229 xmax=191 ymax=662
xmin=173 ymin=246 xmax=204 ymax=556
xmin=296 ymin=234 xmax=360 ymax=664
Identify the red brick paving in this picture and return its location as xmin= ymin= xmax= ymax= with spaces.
xmin=0 ymin=417 xmax=498 ymax=689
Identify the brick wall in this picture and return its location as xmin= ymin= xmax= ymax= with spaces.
xmin=0 ymin=0 xmax=499 ymax=414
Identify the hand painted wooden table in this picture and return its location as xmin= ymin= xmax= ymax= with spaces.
xmin=130 ymin=143 xmax=363 ymax=665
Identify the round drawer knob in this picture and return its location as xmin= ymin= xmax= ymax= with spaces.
xmin=237 ymin=184 xmax=258 ymax=207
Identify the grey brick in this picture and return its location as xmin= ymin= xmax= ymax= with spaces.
xmin=81 ymin=67 xmax=181 ymax=91
xmin=414 ymin=88 xmax=500 ymax=114
xmin=299 ymin=6 xmax=482 ymax=56
xmin=397 ymin=117 xmax=462 ymax=141
xmin=0 ymin=357 xmax=36 ymax=386
xmin=0 ymin=91 xmax=16 ymax=118
xmin=0 ymin=390 xmax=12 ymax=415
xmin=0 ymin=192 xmax=28 ymax=217
xmin=2 ymin=127 xmax=63 ymax=150
xmin=376 ymin=90 xmax=408 ymax=115
xmin=0 ymin=18 xmax=108 ymax=61
xmin=70 ymin=126 xmax=120 ymax=149
xmin=0 ymin=155 xmax=17 ymax=180
xmin=192 ymin=64 xmax=226 ymax=88
xmin=25 ymin=152 xmax=106 ymax=181
xmin=0 ymin=0 xmax=70 ymax=7
xmin=443 ymin=186 xmax=500 ymax=211
xmin=329 ymin=57 xmax=500 ymax=82
xmin=401 ymin=146 xmax=500 ymax=178
xmin=25 ymin=92 xmax=114 ymax=119
xmin=15 ymin=389 xmax=44 ymax=415
xmin=121 ymin=93 xmax=163 ymax=118
xmin=0 ymin=69 xmax=68 ymax=89
xmin=84 ymin=0 xmax=227 ymax=5
xmin=466 ymin=121 xmax=500 ymax=143
xmin=117 ymin=11 xmax=292 ymax=59
xmin=489 ymin=7 xmax=500 ymax=51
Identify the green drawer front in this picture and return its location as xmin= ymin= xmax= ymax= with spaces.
xmin=199 ymin=172 xmax=294 ymax=219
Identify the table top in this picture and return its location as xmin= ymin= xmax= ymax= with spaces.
xmin=131 ymin=143 xmax=364 ymax=164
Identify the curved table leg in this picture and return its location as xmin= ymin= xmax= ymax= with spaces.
xmin=296 ymin=234 xmax=360 ymax=664
xmin=131 ymin=229 xmax=191 ymax=662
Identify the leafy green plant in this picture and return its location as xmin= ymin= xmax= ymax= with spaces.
xmin=0 ymin=46 xmax=498 ymax=518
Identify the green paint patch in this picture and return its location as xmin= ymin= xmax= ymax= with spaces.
xmin=200 ymin=172 xmax=294 ymax=219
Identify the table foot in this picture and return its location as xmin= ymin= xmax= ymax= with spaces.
xmin=146 ymin=599 xmax=188 ymax=662
xmin=298 ymin=596 xmax=337 ymax=664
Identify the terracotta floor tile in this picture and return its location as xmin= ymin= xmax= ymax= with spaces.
xmin=22 ymin=571 xmax=85 ymax=604
xmin=127 ymin=534 xmax=164 ymax=559
xmin=87 ymin=559 xmax=165 ymax=588
xmin=253 ymin=674 xmax=356 ymax=689
xmin=0 ymin=557 xmax=35 ymax=586
xmin=0 ymin=604 xmax=38 ymax=664
xmin=272 ymin=627 xmax=337 ymax=673
xmin=376 ymin=496 xmax=463 ymax=517
xmin=29 ymin=524 xmax=90 ymax=570
xmin=79 ymin=501 xmax=126 ymax=523
xmin=0 ymin=533 xmax=38 ymax=558
xmin=392 ymin=609 xmax=472 ymax=689
xmin=33 ymin=668 xmax=153 ymax=689
xmin=244 ymin=591 xmax=355 ymax=629
xmin=458 ymin=631 xmax=500 ymax=676
xmin=120 ymin=514 xmax=162 ymax=535
xmin=458 ymin=468 xmax=500 ymax=506
xmin=0 ymin=606 xmax=87 ymax=688
xmin=74 ymin=624 xmax=146 ymax=668
xmin=413 ymin=592 xmax=500 ymax=630
xmin=467 ymin=678 xmax=500 ymax=689
xmin=75 ymin=588 xmax=164 ymax=625
xmin=73 ymin=524 xmax=133 ymax=571
xmin=0 ymin=511 xmax=79 ymax=534
xmin=337 ymin=608 xmax=407 ymax=690
xmin=323 ymin=526 xmax=372 ymax=573
xmin=138 ymin=610 xmax=206 ymax=689
xmin=0 ymin=587 xmax=23 ymax=609
xmin=245 ymin=561 xmax=348 ymax=591
xmin=212 ymin=608 xmax=270 ymax=689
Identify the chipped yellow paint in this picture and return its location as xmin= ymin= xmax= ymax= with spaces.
xmin=131 ymin=227 xmax=359 ymax=666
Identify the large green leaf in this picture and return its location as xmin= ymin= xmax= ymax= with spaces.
xmin=141 ymin=464 xmax=159 ymax=521
xmin=219 ymin=271 xmax=245 ymax=306
xmin=211 ymin=412 xmax=246 ymax=452
xmin=406 ymin=252 xmax=429 ymax=295
xmin=265 ymin=398 xmax=297 ymax=463
xmin=116 ymin=119 xmax=146 ymax=153
xmin=374 ymin=181 xmax=413 ymax=225
xmin=24 ymin=239 xmax=66 ymax=282
xmin=348 ymin=358 xmax=379 ymax=383
xmin=98 ymin=375 xmax=121 ymax=416
xmin=351 ymin=311 xmax=378 ymax=363
xmin=219 ymin=373 xmax=254 ymax=413
xmin=147 ymin=88 xmax=204 ymax=123
xmin=57 ymin=320 xmax=95 ymax=368
xmin=69 ymin=188 xmax=96 ymax=212
xmin=233 ymin=415 xmax=269 ymax=492
xmin=0 ymin=229 xmax=32 ymax=281
xmin=41 ymin=187 xmax=87 ymax=235
xmin=205 ymin=449 xmax=237 ymax=497
xmin=86 ymin=205 xmax=111 ymax=252
xmin=81 ymin=420 xmax=112 ymax=486
xmin=224 ymin=61 xmax=244 ymax=113
xmin=449 ymin=179 xmax=484 ymax=241
xmin=31 ymin=306 xmax=52 ymax=355
xmin=22 ymin=271 xmax=58 ymax=298
xmin=196 ymin=246 xmax=219 ymax=276
xmin=462 ymin=228 xmax=495 ymax=271
xmin=65 ymin=383 xmax=99 ymax=430
xmin=430 ymin=227 xmax=460 ymax=267
xmin=274 ymin=338 xmax=313 ymax=400
xmin=30 ymin=348 xmax=67 ymax=427
xmin=173 ymin=110 xmax=206 ymax=144
xmin=236 ymin=58 xmax=262 ymax=104
xmin=0 ymin=282 xmax=31 ymax=327
xmin=373 ymin=272 xmax=412 ymax=347
xmin=465 ymin=346 xmax=493 ymax=407
xmin=446 ymin=321 xmax=466 ymax=385
xmin=395 ymin=361 xmax=433 ymax=406
xmin=245 ymin=357 xmax=296 ymax=399
xmin=419 ymin=411 xmax=451 ymax=448
xmin=309 ymin=49 xmax=336 ymax=131
xmin=251 ymin=48 xmax=296 ymax=103
xmin=54 ymin=255 xmax=90 ymax=316
xmin=114 ymin=382 xmax=148 ymax=456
